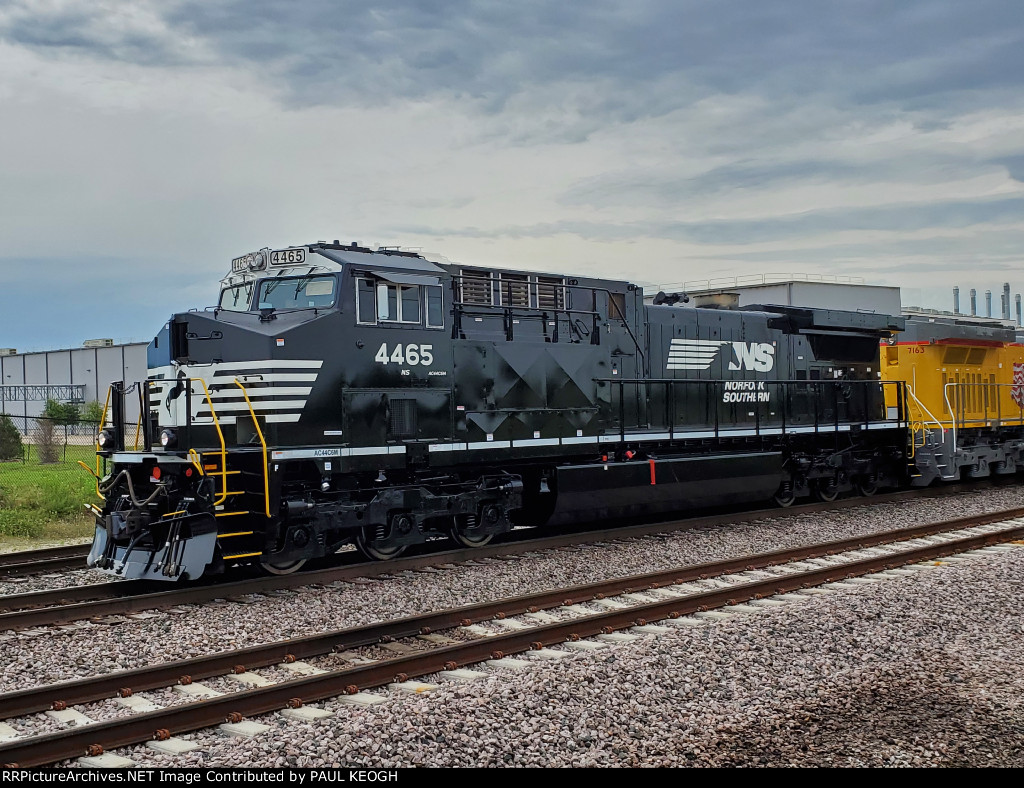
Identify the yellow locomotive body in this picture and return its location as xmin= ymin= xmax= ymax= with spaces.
xmin=881 ymin=313 xmax=1024 ymax=484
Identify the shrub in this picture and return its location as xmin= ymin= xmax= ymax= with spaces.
xmin=43 ymin=398 xmax=80 ymax=426
xmin=35 ymin=418 xmax=59 ymax=464
xmin=83 ymin=400 xmax=105 ymax=425
xmin=0 ymin=414 xmax=22 ymax=461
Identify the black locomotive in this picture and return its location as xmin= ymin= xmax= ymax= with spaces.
xmin=87 ymin=241 xmax=909 ymax=580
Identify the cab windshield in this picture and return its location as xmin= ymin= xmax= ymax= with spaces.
xmin=219 ymin=281 xmax=254 ymax=311
xmin=257 ymin=275 xmax=337 ymax=310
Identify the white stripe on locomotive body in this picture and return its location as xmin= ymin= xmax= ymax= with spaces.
xmin=206 ymin=387 xmax=314 ymax=398
xmin=230 ymin=373 xmax=319 ymax=383
xmin=666 ymin=339 xmax=729 ymax=370
xmin=134 ymin=419 xmax=907 ymax=462
xmin=148 ymin=360 xmax=324 ymax=427
xmin=192 ymin=399 xmax=311 ymax=413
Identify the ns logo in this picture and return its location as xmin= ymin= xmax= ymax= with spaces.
xmin=728 ymin=342 xmax=775 ymax=372
xmin=667 ymin=338 xmax=776 ymax=373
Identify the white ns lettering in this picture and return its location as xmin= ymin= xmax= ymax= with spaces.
xmin=727 ymin=342 xmax=775 ymax=373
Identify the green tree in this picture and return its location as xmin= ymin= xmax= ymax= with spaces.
xmin=42 ymin=399 xmax=80 ymax=426
xmin=82 ymin=400 xmax=105 ymax=425
xmin=0 ymin=414 xmax=23 ymax=461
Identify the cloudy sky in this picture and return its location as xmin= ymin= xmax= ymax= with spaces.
xmin=3 ymin=0 xmax=1024 ymax=350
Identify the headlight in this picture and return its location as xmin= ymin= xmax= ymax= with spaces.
xmin=97 ymin=428 xmax=116 ymax=449
xmin=160 ymin=428 xmax=177 ymax=448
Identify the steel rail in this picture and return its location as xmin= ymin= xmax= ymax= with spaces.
xmin=0 ymin=545 xmax=90 ymax=576
xmin=0 ymin=486 xmax=1016 ymax=630
xmin=2 ymin=519 xmax=1022 ymax=768
xmin=0 ymin=481 xmax=991 ymax=591
xmin=2 ymin=507 xmax=1020 ymax=718
xmin=0 ymin=477 xmax=1005 ymax=581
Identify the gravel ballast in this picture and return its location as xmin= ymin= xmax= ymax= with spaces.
xmin=2 ymin=485 xmax=1023 ymax=767
xmin=113 ymin=545 xmax=1024 ymax=768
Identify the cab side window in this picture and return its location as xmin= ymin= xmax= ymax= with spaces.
xmin=356 ymin=277 xmax=443 ymax=328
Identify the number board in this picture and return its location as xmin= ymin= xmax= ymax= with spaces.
xmin=270 ymin=248 xmax=307 ymax=266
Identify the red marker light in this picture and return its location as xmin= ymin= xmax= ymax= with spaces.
xmin=151 ymin=466 xmax=162 ymax=480
xmin=185 ymin=468 xmax=193 ymax=478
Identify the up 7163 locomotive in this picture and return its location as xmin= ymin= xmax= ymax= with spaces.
xmin=86 ymin=241 xmax=912 ymax=580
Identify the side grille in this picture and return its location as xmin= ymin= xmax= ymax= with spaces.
xmin=388 ymin=398 xmax=418 ymax=438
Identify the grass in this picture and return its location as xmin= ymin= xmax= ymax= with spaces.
xmin=0 ymin=443 xmax=100 ymax=542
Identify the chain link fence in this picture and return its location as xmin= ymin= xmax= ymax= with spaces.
xmin=0 ymin=414 xmax=102 ymax=538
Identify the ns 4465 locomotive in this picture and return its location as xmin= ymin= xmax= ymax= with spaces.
xmin=86 ymin=241 xmax=918 ymax=581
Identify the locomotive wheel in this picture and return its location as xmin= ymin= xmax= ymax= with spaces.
xmin=812 ymin=480 xmax=839 ymax=502
xmin=261 ymin=559 xmax=307 ymax=575
xmin=855 ymin=477 xmax=878 ymax=497
xmin=449 ymin=522 xmax=494 ymax=548
xmin=355 ymin=527 xmax=407 ymax=561
xmin=772 ymin=481 xmax=796 ymax=508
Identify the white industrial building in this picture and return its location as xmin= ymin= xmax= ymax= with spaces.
xmin=0 ymin=340 xmax=148 ymax=424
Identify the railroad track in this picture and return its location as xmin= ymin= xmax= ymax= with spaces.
xmin=1 ymin=509 xmax=1023 ymax=767
xmin=0 ymin=544 xmax=92 ymax=579
xmin=0 ymin=479 xmax=1006 ymax=584
xmin=0 ymin=484 xmax=1008 ymax=631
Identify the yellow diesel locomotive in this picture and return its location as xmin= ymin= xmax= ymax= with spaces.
xmin=883 ymin=312 xmax=1024 ymax=485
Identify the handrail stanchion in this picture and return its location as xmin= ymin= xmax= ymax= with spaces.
xmin=234 ymin=379 xmax=271 ymax=519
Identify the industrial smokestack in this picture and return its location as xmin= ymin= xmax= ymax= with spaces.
xmin=1004 ymin=283 xmax=1012 ymax=320
xmin=970 ymin=288 xmax=977 ymax=316
xmin=1017 ymin=294 xmax=1022 ymax=327
xmin=953 ymin=286 xmax=960 ymax=314
xmin=986 ymin=290 xmax=993 ymax=317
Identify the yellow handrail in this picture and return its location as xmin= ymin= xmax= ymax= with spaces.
xmin=187 ymin=448 xmax=205 ymax=477
xmin=234 ymin=379 xmax=271 ymax=518
xmin=191 ymin=377 xmax=229 ymax=506
xmin=93 ymin=385 xmax=112 ymax=482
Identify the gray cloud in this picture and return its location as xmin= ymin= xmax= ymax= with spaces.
xmin=5 ymin=1 xmax=1023 ymax=118
xmin=395 ymin=195 xmax=1024 ymax=246
xmin=3 ymin=1 xmax=1024 ymax=350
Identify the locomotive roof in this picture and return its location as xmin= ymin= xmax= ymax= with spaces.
xmin=224 ymin=241 xmax=631 ymax=291
xmin=899 ymin=312 xmax=1017 ymax=344
xmin=312 ymin=243 xmax=447 ymax=274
